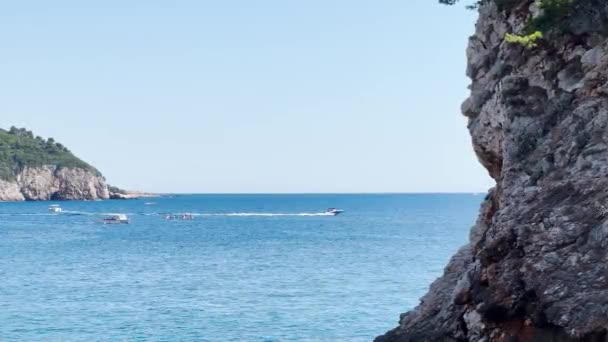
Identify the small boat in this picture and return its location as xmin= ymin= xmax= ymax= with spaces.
xmin=325 ymin=208 xmax=344 ymax=216
xmin=48 ymin=204 xmax=62 ymax=213
xmin=103 ymin=214 xmax=129 ymax=224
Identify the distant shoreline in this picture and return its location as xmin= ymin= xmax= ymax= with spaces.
xmin=153 ymin=192 xmax=486 ymax=195
xmin=0 ymin=192 xmax=486 ymax=203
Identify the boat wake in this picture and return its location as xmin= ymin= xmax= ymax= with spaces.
xmin=61 ymin=210 xmax=99 ymax=216
xmin=192 ymin=212 xmax=336 ymax=217
xmin=1 ymin=211 xmax=341 ymax=218
xmin=0 ymin=213 xmax=59 ymax=216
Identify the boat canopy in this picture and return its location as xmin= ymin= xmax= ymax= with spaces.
xmin=106 ymin=214 xmax=128 ymax=220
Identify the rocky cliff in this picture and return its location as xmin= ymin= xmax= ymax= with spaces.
xmin=0 ymin=166 xmax=109 ymax=201
xmin=0 ymin=128 xmax=110 ymax=201
xmin=377 ymin=0 xmax=608 ymax=341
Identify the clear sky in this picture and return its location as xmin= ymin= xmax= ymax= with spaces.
xmin=0 ymin=0 xmax=494 ymax=193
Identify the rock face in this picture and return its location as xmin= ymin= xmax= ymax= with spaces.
xmin=0 ymin=166 xmax=109 ymax=201
xmin=377 ymin=1 xmax=608 ymax=341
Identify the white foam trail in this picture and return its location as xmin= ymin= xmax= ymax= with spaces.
xmin=0 ymin=213 xmax=58 ymax=216
xmin=0 ymin=211 xmax=112 ymax=217
xmin=61 ymin=210 xmax=97 ymax=216
xmin=190 ymin=212 xmax=335 ymax=217
xmin=1 ymin=211 xmax=337 ymax=218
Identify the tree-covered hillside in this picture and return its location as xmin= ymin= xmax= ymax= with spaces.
xmin=0 ymin=127 xmax=99 ymax=180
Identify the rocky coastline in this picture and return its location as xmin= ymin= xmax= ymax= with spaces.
xmin=0 ymin=169 xmax=158 ymax=202
xmin=377 ymin=0 xmax=608 ymax=341
xmin=0 ymin=127 xmax=156 ymax=202
xmin=0 ymin=165 xmax=109 ymax=201
xmin=108 ymin=188 xmax=159 ymax=200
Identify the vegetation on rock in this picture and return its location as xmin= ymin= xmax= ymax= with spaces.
xmin=439 ymin=0 xmax=519 ymax=10
xmin=505 ymin=30 xmax=543 ymax=48
xmin=108 ymin=185 xmax=128 ymax=195
xmin=0 ymin=126 xmax=98 ymax=180
xmin=440 ymin=0 xmax=583 ymax=48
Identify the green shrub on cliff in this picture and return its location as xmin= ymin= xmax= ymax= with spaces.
xmin=108 ymin=185 xmax=128 ymax=195
xmin=505 ymin=31 xmax=543 ymax=48
xmin=441 ymin=0 xmax=582 ymax=48
xmin=438 ymin=0 xmax=519 ymax=10
xmin=0 ymin=127 xmax=99 ymax=180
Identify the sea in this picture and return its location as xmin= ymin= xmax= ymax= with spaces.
xmin=0 ymin=194 xmax=483 ymax=341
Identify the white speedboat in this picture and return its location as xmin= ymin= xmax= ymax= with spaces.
xmin=48 ymin=204 xmax=62 ymax=213
xmin=103 ymin=214 xmax=129 ymax=224
xmin=325 ymin=208 xmax=344 ymax=216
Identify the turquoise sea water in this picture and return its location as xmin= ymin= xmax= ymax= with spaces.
xmin=1 ymin=194 xmax=483 ymax=341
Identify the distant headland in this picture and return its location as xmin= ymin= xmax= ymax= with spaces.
xmin=0 ymin=126 xmax=154 ymax=201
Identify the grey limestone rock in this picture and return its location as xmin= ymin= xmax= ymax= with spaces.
xmin=0 ymin=166 xmax=109 ymax=201
xmin=377 ymin=0 xmax=608 ymax=340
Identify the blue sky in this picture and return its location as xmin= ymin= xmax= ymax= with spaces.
xmin=0 ymin=0 xmax=493 ymax=193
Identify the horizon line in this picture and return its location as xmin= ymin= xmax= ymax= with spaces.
xmin=149 ymin=191 xmax=489 ymax=195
